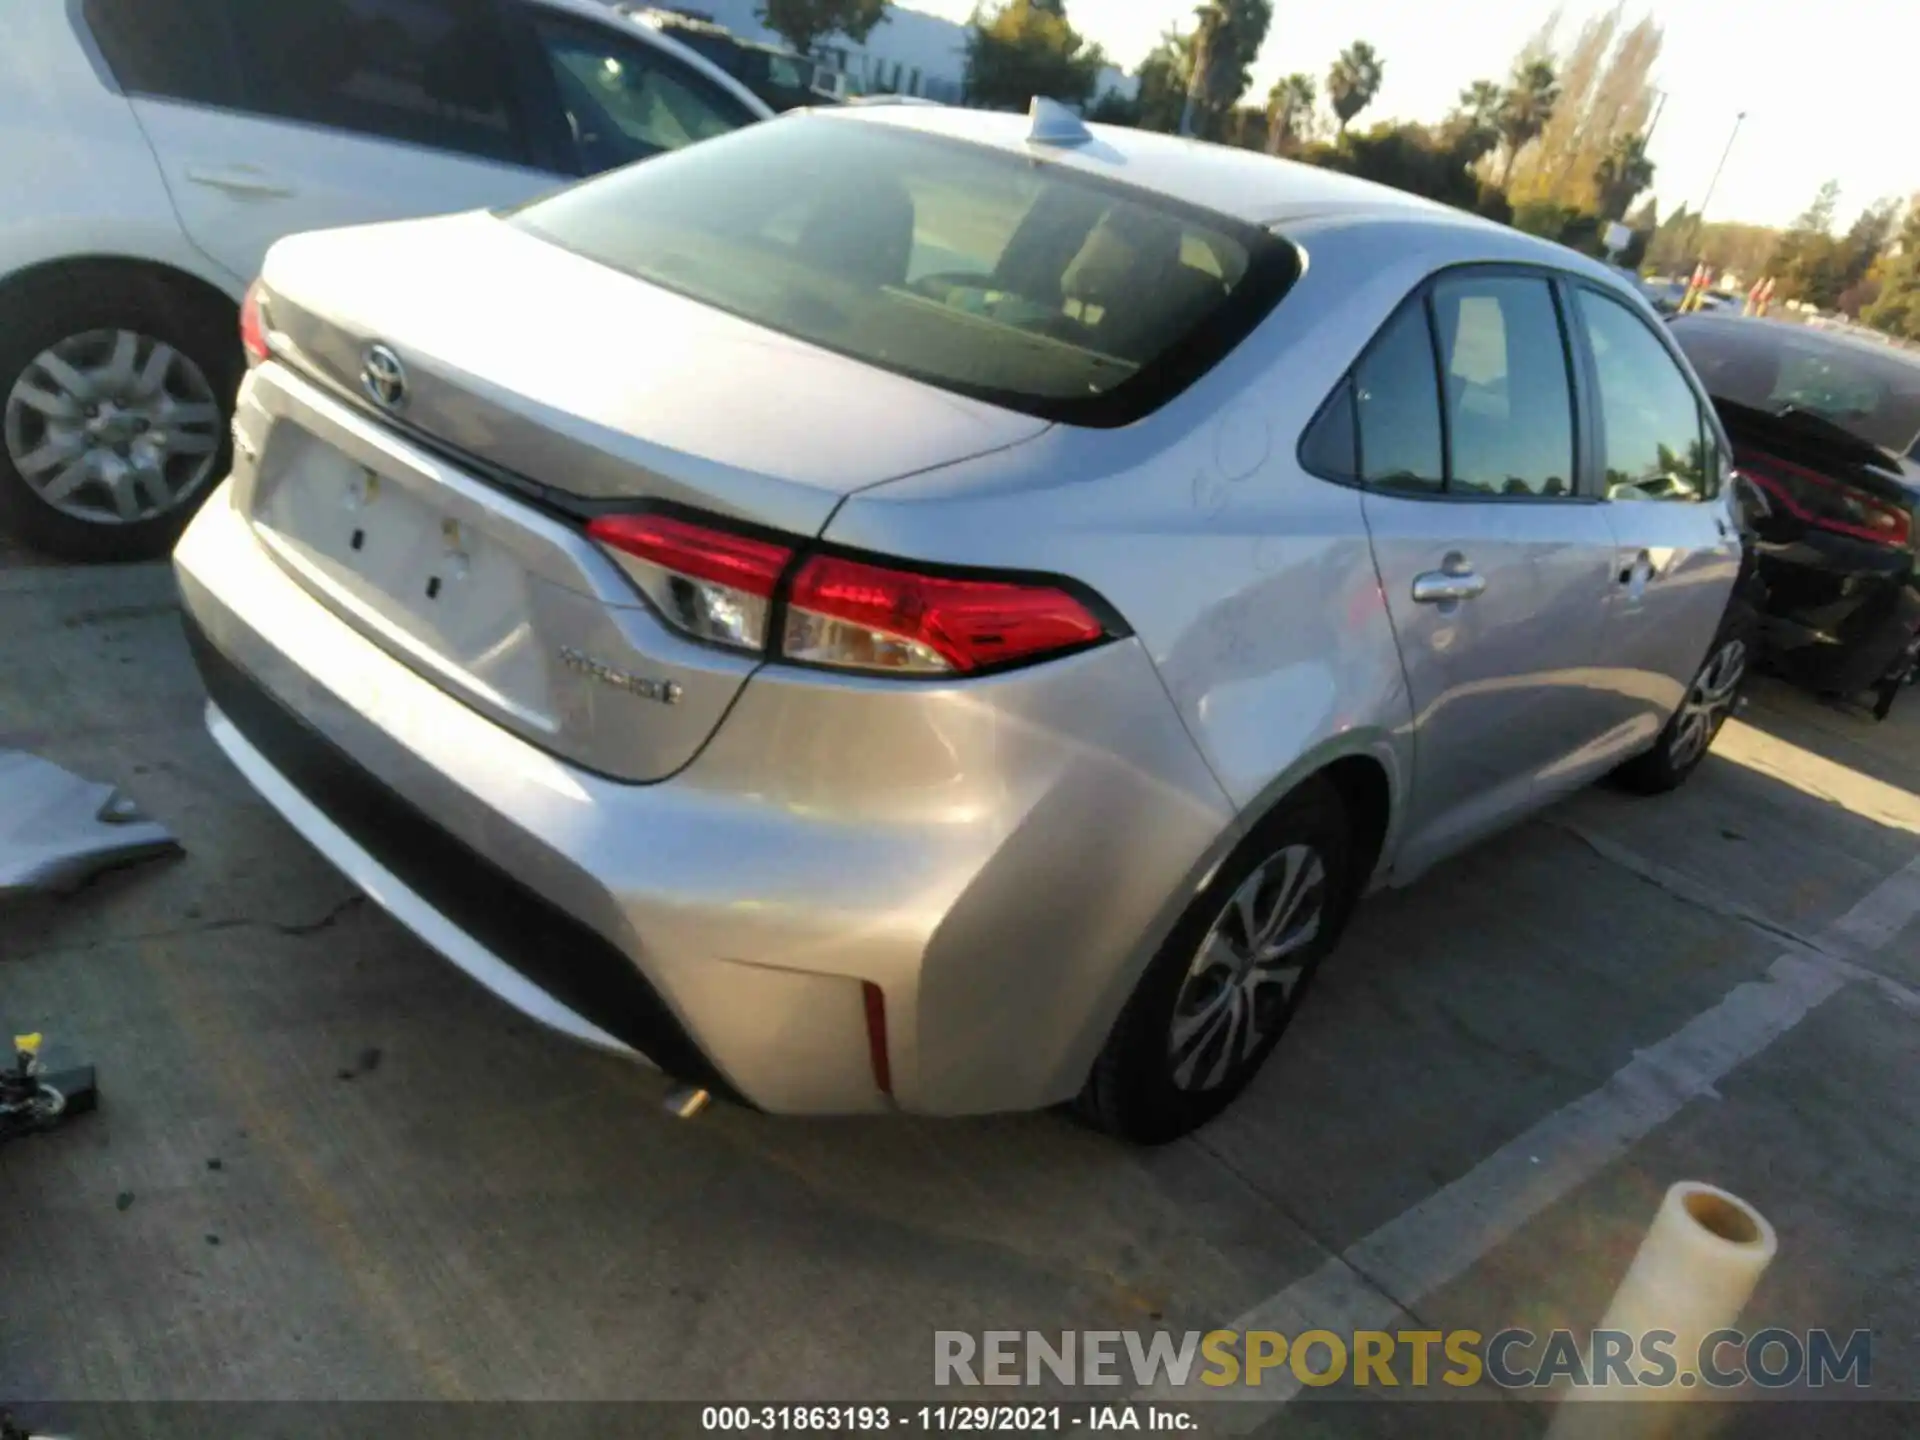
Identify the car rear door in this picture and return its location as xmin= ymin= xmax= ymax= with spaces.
xmin=83 ymin=0 xmax=563 ymax=288
xmin=1333 ymin=270 xmax=1621 ymax=877
xmin=1566 ymin=284 xmax=1743 ymax=754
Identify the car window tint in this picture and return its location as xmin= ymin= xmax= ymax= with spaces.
xmin=1354 ymin=302 xmax=1444 ymax=494
xmin=1300 ymin=380 xmax=1359 ymax=477
xmin=1430 ymin=276 xmax=1576 ymax=498
xmin=508 ymin=117 xmax=1294 ymax=426
xmin=532 ymin=18 xmax=757 ymax=173
xmin=203 ymin=0 xmax=527 ymax=165
xmin=1576 ymin=288 xmax=1712 ymax=503
xmin=84 ymin=0 xmax=243 ymax=108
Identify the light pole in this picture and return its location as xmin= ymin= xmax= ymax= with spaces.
xmin=1689 ymin=109 xmax=1746 ymax=263
xmin=1642 ymin=88 xmax=1667 ymax=146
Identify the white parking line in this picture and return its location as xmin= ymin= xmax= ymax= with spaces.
xmin=1141 ymin=850 xmax=1920 ymax=1422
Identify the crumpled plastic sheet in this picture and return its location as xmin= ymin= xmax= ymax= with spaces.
xmin=0 ymin=750 xmax=179 ymax=898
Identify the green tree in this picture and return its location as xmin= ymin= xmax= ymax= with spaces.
xmin=1326 ymin=41 xmax=1384 ymax=135
xmin=1265 ymin=72 xmax=1316 ymax=154
xmin=1593 ymin=132 xmax=1654 ymax=220
xmin=1770 ymin=181 xmax=1846 ymax=308
xmin=963 ymin=0 xmax=1107 ymax=110
xmin=1620 ymin=196 xmax=1658 ymax=269
xmin=1133 ymin=28 xmax=1194 ymax=132
xmin=1839 ymin=198 xmax=1900 ymax=290
xmin=1446 ymin=79 xmax=1505 ymax=161
xmin=757 ymin=0 xmax=887 ymax=58
xmin=1085 ymin=88 xmax=1141 ymax=124
xmin=1496 ymin=59 xmax=1559 ymax=190
xmin=1182 ymin=0 xmax=1273 ymax=138
xmin=1506 ymin=6 xmax=1660 ymax=210
xmin=1862 ymin=200 xmax=1920 ymax=340
xmin=1302 ymin=120 xmax=1507 ymax=219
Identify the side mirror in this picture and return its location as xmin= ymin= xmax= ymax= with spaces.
xmin=1728 ymin=470 xmax=1772 ymax=531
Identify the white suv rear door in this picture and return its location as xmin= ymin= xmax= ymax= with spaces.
xmin=82 ymin=0 xmax=563 ymax=287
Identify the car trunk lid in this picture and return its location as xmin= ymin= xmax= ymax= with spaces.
xmin=240 ymin=211 xmax=1048 ymax=782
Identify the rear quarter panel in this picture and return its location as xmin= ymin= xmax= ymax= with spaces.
xmin=825 ymin=221 xmax=1481 ymax=849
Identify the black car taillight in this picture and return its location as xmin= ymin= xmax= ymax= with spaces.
xmin=1734 ymin=450 xmax=1913 ymax=549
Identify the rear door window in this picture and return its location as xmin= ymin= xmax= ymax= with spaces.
xmin=1575 ymin=289 xmax=1714 ymax=502
xmin=1353 ymin=303 xmax=1445 ymax=493
xmin=224 ymin=0 xmax=528 ymax=164
xmin=83 ymin=0 xmax=242 ymax=108
xmin=91 ymin=0 xmax=531 ymax=166
xmin=1429 ymin=275 xmax=1578 ymax=498
xmin=507 ymin=116 xmax=1299 ymax=425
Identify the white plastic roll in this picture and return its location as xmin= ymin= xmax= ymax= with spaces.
xmin=1548 ymin=1181 xmax=1777 ymax=1438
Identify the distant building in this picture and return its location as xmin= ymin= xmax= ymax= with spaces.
xmin=636 ymin=0 xmax=1134 ymax=109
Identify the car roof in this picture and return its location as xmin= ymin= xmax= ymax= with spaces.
xmin=1675 ymin=313 xmax=1920 ymax=371
xmin=820 ymin=104 xmax=1610 ymax=271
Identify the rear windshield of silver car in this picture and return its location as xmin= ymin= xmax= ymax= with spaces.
xmin=506 ymin=116 xmax=1299 ymax=426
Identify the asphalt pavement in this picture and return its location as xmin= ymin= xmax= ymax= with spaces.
xmin=3 ymin=554 xmax=1917 ymax=1438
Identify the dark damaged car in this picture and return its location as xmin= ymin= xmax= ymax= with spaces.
xmin=1671 ymin=316 xmax=1920 ymax=718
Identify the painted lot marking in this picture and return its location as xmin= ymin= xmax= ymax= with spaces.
xmin=1141 ymin=850 xmax=1920 ymax=1422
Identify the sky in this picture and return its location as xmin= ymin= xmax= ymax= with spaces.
xmin=915 ymin=0 xmax=1917 ymax=231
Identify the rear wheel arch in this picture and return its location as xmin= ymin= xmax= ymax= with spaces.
xmin=1070 ymin=747 xmax=1398 ymax=1140
xmin=1319 ymin=752 xmax=1393 ymax=898
xmin=0 ymin=254 xmax=242 ymax=340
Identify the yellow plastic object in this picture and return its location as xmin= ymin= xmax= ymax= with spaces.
xmin=14 ymin=1033 xmax=41 ymax=1057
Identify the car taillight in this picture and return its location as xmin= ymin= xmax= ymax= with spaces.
xmin=590 ymin=511 xmax=1117 ymax=675
xmin=784 ymin=553 xmax=1108 ymax=675
xmin=1736 ymin=451 xmax=1912 ymax=548
xmin=588 ymin=513 xmax=792 ymax=654
xmin=240 ymin=280 xmax=270 ymax=366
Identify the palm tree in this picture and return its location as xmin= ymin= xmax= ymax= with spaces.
xmin=1594 ymin=133 xmax=1656 ymax=220
xmin=1182 ymin=0 xmax=1273 ymax=137
xmin=1264 ymin=72 xmax=1315 ymax=154
xmin=1326 ymin=41 xmax=1384 ymax=136
xmin=1449 ymin=79 xmax=1504 ymax=156
xmin=1497 ymin=59 xmax=1559 ymax=190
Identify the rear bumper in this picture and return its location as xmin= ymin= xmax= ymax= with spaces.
xmin=174 ymin=480 xmax=1234 ymax=1115
xmin=1755 ymin=545 xmax=1920 ymax=693
xmin=187 ymin=617 xmax=736 ymax=1092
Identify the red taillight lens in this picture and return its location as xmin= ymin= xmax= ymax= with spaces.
xmin=589 ymin=513 xmax=793 ymax=654
xmin=784 ymin=553 xmax=1107 ymax=675
xmin=1736 ymin=450 xmax=1912 ymax=548
xmin=589 ymin=509 xmax=1117 ymax=673
xmin=239 ymin=280 xmax=270 ymax=366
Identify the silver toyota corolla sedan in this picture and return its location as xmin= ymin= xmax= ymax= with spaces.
xmin=174 ymin=102 xmax=1749 ymax=1142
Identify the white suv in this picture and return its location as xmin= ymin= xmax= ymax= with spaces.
xmin=0 ymin=0 xmax=771 ymax=561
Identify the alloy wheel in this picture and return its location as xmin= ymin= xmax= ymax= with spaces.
xmin=1669 ymin=638 xmax=1747 ymax=770
xmin=4 ymin=329 xmax=223 ymax=526
xmin=1167 ymin=842 xmax=1328 ymax=1092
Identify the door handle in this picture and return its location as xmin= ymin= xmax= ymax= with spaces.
xmin=1617 ymin=549 xmax=1655 ymax=586
xmin=184 ymin=165 xmax=296 ymax=199
xmin=1411 ymin=558 xmax=1487 ymax=604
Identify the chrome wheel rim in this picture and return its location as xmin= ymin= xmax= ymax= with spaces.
xmin=4 ymin=329 xmax=222 ymax=525
xmin=1669 ymin=638 xmax=1746 ymax=770
xmin=1168 ymin=843 xmax=1327 ymax=1093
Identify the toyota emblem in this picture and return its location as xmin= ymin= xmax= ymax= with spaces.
xmin=361 ymin=343 xmax=407 ymax=410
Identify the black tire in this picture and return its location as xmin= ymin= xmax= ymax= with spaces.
xmin=0 ymin=268 xmax=240 ymax=563
xmin=1612 ymin=617 xmax=1754 ymax=795
xmin=1076 ymin=777 xmax=1356 ymax=1145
